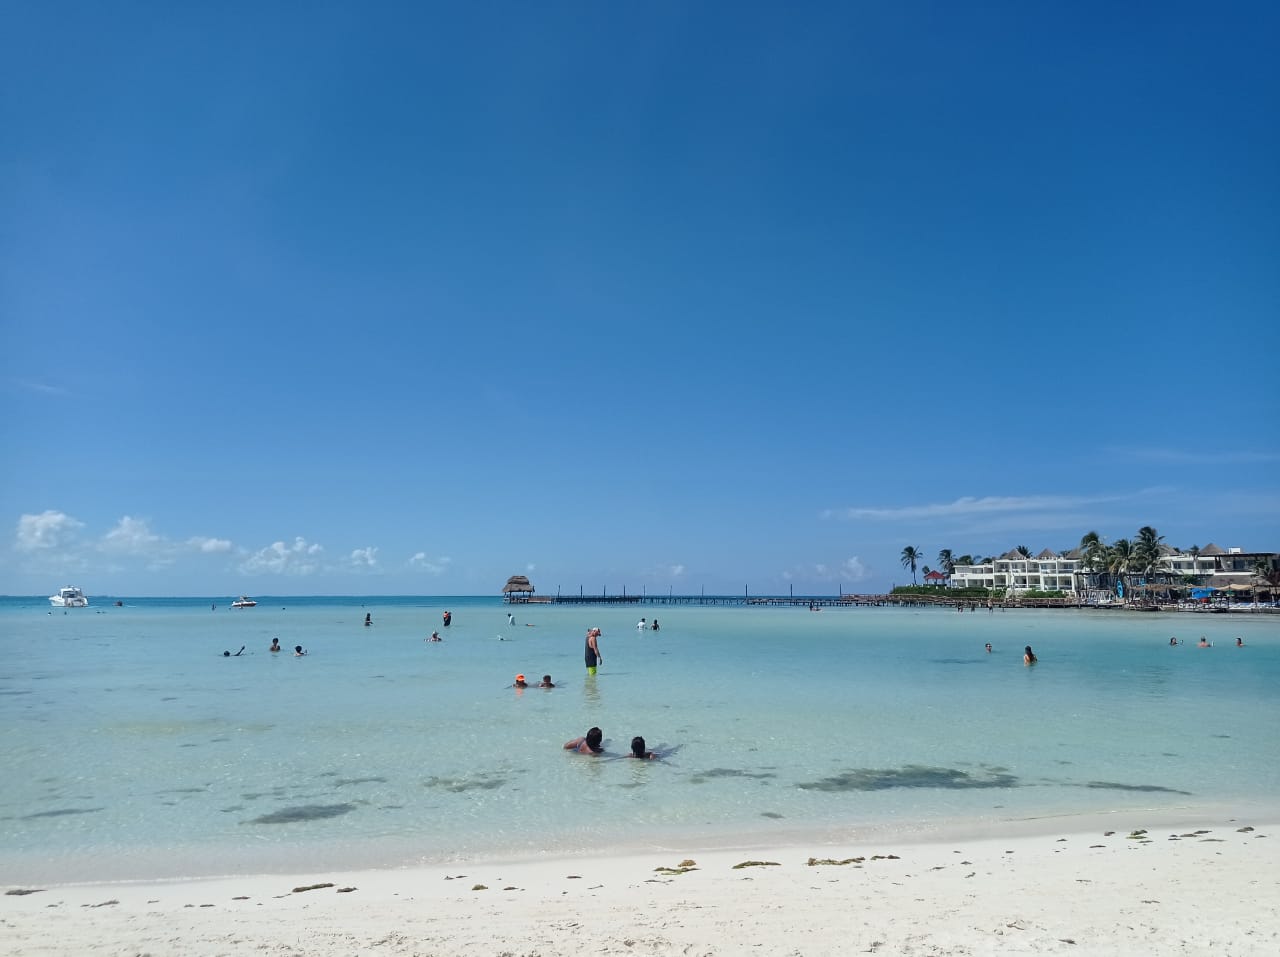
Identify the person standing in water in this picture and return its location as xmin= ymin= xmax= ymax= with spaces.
xmin=584 ymin=627 xmax=603 ymax=675
xmin=1024 ymin=645 xmax=1037 ymax=665
xmin=442 ymin=610 xmax=452 ymax=627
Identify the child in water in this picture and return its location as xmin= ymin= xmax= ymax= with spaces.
xmin=628 ymin=736 xmax=659 ymax=759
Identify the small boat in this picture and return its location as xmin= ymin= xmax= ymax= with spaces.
xmin=50 ymin=586 xmax=89 ymax=608
xmin=231 ymin=596 xmax=258 ymax=609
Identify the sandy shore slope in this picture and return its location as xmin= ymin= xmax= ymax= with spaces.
xmin=5 ymin=821 xmax=1278 ymax=956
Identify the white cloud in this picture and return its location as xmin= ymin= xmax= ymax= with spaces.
xmin=781 ymin=558 xmax=868 ymax=584
xmin=188 ymin=536 xmax=233 ymax=553
xmin=840 ymin=557 xmax=868 ymax=581
xmin=242 ymin=537 xmax=324 ymax=576
xmin=102 ymin=516 xmax=163 ymax=554
xmin=8 ymin=378 xmax=70 ymax=396
xmin=16 ymin=510 xmax=84 ymax=551
xmin=823 ymin=494 xmax=1124 ymax=522
xmin=669 ymin=564 xmax=686 ymax=577
xmin=350 ymin=547 xmax=379 ymax=568
xmin=410 ymin=552 xmax=452 ymax=575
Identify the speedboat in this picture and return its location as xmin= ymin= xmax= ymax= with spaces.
xmin=49 ymin=586 xmax=89 ymax=608
xmin=231 ymin=596 xmax=258 ymax=608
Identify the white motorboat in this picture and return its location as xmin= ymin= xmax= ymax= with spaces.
xmin=231 ymin=596 xmax=258 ymax=608
xmin=49 ymin=586 xmax=89 ymax=608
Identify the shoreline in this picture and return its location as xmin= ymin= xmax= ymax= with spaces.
xmin=6 ymin=814 xmax=1277 ymax=955
xmin=7 ymin=799 xmax=1276 ymax=888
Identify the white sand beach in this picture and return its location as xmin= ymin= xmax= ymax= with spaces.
xmin=6 ymin=818 xmax=1278 ymax=956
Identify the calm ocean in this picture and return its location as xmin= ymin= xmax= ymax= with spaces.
xmin=2 ymin=595 xmax=1278 ymax=883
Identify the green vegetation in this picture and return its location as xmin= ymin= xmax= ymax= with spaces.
xmin=890 ymin=585 xmax=995 ymax=598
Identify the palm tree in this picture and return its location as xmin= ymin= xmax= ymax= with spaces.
xmin=1079 ymin=531 xmax=1104 ymax=573
xmin=955 ymin=554 xmax=975 ymax=567
xmin=1108 ymin=538 xmax=1134 ymax=601
xmin=1253 ymin=557 xmax=1280 ymax=600
xmin=937 ymin=549 xmax=955 ymax=576
xmin=1134 ymin=526 xmax=1165 ymax=579
xmin=900 ymin=546 xmax=922 ymax=585
xmin=1077 ymin=530 xmax=1106 ymax=598
xmin=1015 ymin=545 xmax=1032 ymax=558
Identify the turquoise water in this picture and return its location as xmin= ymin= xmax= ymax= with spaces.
xmin=2 ymin=596 xmax=1278 ymax=882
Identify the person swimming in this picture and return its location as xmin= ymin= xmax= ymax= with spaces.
xmin=564 ymin=727 xmax=604 ymax=754
xmin=628 ymin=735 xmax=658 ymax=759
xmin=269 ymin=638 xmax=281 ymax=653
xmin=223 ymin=646 xmax=246 ymax=657
xmin=539 ymin=674 xmax=555 ymax=688
xmin=985 ymin=643 xmax=992 ymax=653
xmin=513 ymin=674 xmax=528 ymax=689
xmin=294 ymin=645 xmax=307 ymax=656
xmin=427 ymin=630 xmax=442 ymax=642
xmin=1023 ymin=645 xmax=1037 ymax=665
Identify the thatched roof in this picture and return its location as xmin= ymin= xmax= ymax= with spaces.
xmin=502 ymin=575 xmax=535 ymax=594
xmin=1035 ymin=548 xmax=1058 ymax=559
xmin=1199 ymin=543 xmax=1226 ymax=556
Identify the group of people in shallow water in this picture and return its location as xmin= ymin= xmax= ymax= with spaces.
xmin=981 ymin=642 xmax=1037 ymax=664
xmin=512 ymin=673 xmax=555 ymax=689
xmin=224 ymin=612 xmax=665 ymax=758
xmin=564 ymin=727 xmax=659 ymax=760
xmin=1168 ymin=635 xmax=1243 ymax=647
xmin=224 ymin=638 xmax=306 ymax=656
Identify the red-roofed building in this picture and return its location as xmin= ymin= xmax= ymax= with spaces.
xmin=923 ymin=570 xmax=948 ymax=585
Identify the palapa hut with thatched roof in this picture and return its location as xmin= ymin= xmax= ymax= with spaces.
xmin=502 ymin=575 xmax=536 ymax=603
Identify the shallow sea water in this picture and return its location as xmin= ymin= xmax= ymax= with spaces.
xmin=1 ymin=596 xmax=1277 ymax=881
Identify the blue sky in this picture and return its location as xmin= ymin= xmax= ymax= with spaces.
xmin=3 ymin=1 xmax=1277 ymax=597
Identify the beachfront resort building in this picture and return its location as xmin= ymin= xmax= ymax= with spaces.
xmin=947 ymin=543 xmax=1277 ymax=599
xmin=948 ymin=549 xmax=1082 ymax=594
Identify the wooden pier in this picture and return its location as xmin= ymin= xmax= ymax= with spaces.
xmin=509 ymin=593 xmax=898 ymax=607
xmin=506 ymin=593 xmax=1093 ymax=610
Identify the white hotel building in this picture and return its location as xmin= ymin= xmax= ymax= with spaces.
xmin=947 ymin=543 xmax=1259 ymax=597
